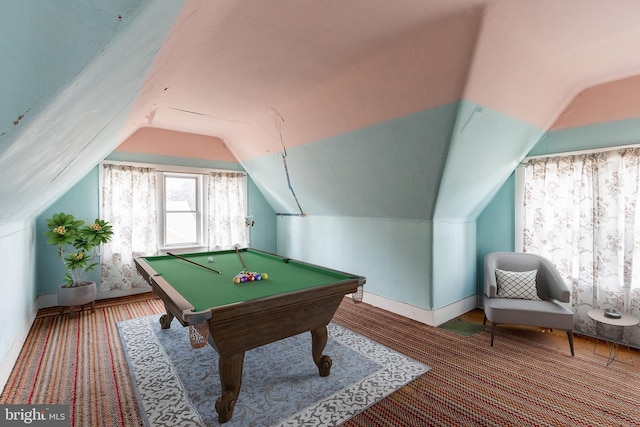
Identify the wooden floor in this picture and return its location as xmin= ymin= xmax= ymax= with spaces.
xmin=460 ymin=308 xmax=640 ymax=371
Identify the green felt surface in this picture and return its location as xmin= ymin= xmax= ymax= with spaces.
xmin=143 ymin=249 xmax=354 ymax=312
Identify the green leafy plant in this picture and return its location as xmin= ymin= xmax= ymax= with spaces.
xmin=44 ymin=212 xmax=114 ymax=287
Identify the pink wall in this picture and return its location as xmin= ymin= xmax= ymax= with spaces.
xmin=464 ymin=1 xmax=640 ymax=131
xmin=115 ymin=127 xmax=238 ymax=162
xmin=550 ymin=75 xmax=640 ymax=130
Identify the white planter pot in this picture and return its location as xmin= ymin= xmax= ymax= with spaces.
xmin=58 ymin=281 xmax=97 ymax=316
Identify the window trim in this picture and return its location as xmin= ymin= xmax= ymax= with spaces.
xmin=159 ymin=171 xmax=206 ymax=250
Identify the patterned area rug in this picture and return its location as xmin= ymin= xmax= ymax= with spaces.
xmin=118 ymin=315 xmax=430 ymax=426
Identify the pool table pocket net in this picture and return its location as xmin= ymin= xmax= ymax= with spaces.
xmin=352 ymin=285 xmax=364 ymax=303
xmin=189 ymin=322 xmax=209 ymax=348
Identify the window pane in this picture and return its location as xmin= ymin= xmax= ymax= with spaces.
xmin=165 ymin=212 xmax=197 ymax=245
xmin=165 ymin=176 xmax=196 ymax=211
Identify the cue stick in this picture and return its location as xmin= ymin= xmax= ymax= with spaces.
xmin=167 ymin=252 xmax=223 ymax=275
xmin=235 ymin=246 xmax=248 ymax=271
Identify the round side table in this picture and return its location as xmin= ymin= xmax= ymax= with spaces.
xmin=587 ymin=308 xmax=639 ymax=366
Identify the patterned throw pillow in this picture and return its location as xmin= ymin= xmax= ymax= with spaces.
xmin=495 ymin=269 xmax=540 ymax=300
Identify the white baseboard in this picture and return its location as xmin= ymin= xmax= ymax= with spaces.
xmin=36 ymin=286 xmax=153 ymax=309
xmin=355 ymin=291 xmax=479 ymax=327
xmin=95 ymin=286 xmax=153 ymax=301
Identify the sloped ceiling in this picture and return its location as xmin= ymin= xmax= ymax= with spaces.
xmin=3 ymin=0 xmax=640 ymax=223
xmin=124 ymin=0 xmax=483 ymax=154
xmin=0 ymin=0 xmax=184 ymax=223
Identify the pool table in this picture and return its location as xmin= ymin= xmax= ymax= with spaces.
xmin=134 ymin=248 xmax=365 ymax=423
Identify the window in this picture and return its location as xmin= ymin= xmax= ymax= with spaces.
xmin=159 ymin=173 xmax=205 ymax=248
xmin=154 ymin=168 xmax=248 ymax=251
xmin=99 ymin=161 xmax=249 ymax=291
xmin=516 ymin=147 xmax=640 ymax=348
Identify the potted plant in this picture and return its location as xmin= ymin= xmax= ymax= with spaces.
xmin=44 ymin=212 xmax=114 ymax=314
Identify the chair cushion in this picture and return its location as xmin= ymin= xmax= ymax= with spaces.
xmin=484 ymin=298 xmax=574 ymax=330
xmin=495 ymin=269 xmax=541 ymax=300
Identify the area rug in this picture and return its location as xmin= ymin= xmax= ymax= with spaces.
xmin=438 ymin=318 xmax=485 ymax=337
xmin=118 ymin=315 xmax=430 ymax=426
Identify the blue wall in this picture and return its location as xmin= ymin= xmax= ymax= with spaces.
xmin=530 ymin=118 xmax=640 ymax=157
xmin=0 ymin=0 xmax=183 ymax=224
xmin=266 ymin=104 xmax=453 ymax=310
xmin=476 ymin=173 xmax=515 ymax=293
xmin=0 ymin=0 xmax=146 ymax=142
xmin=268 ymin=102 xmax=470 ymax=311
xmin=0 ymin=220 xmax=37 ymax=376
xmin=278 ymin=215 xmax=433 ymax=308
xmin=432 ymin=220 xmax=477 ymax=307
xmin=244 ymin=104 xmax=458 ymax=218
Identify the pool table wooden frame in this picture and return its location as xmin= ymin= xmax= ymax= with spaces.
xmin=134 ymin=250 xmax=365 ymax=423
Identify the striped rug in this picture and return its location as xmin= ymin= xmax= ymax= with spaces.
xmin=2 ymin=293 xmax=640 ymax=426
xmin=1 ymin=295 xmax=163 ymax=426
xmin=334 ymin=301 xmax=640 ymax=427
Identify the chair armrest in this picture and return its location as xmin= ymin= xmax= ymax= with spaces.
xmin=536 ymin=257 xmax=570 ymax=302
xmin=484 ymin=253 xmax=499 ymax=297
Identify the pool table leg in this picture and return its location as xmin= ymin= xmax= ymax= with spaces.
xmin=159 ymin=310 xmax=174 ymax=329
xmin=311 ymin=325 xmax=332 ymax=377
xmin=215 ymin=352 xmax=245 ymax=424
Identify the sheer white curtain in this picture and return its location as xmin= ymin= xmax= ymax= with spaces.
xmin=520 ymin=148 xmax=640 ymax=345
xmin=208 ymin=171 xmax=248 ymax=250
xmin=100 ymin=164 xmax=158 ymax=290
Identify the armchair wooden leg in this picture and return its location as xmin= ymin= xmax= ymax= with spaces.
xmin=483 ymin=314 xmax=487 ymax=325
xmin=490 ymin=323 xmax=496 ymax=346
xmin=567 ymin=331 xmax=575 ymax=356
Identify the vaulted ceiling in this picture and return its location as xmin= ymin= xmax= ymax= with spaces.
xmin=3 ymin=0 xmax=640 ymax=223
xmin=128 ymin=0 xmax=640 ymax=146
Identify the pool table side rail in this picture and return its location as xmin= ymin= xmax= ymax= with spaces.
xmin=206 ymin=279 xmax=361 ymax=356
xmin=247 ymin=248 xmax=367 ymax=286
xmin=134 ymin=256 xmax=212 ymax=326
xmin=210 ymin=278 xmax=360 ymax=322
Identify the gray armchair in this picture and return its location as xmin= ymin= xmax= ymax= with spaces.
xmin=483 ymin=252 xmax=574 ymax=355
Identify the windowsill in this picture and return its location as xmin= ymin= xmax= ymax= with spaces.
xmin=157 ymin=245 xmax=209 ymax=255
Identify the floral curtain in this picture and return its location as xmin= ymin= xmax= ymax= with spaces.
xmin=100 ymin=164 xmax=158 ymax=290
xmin=520 ymin=148 xmax=640 ymax=346
xmin=208 ymin=171 xmax=248 ymax=250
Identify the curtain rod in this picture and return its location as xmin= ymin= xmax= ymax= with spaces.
xmin=100 ymin=160 xmax=246 ymax=175
xmin=523 ymin=142 xmax=640 ymax=162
